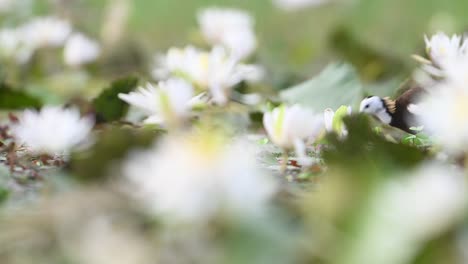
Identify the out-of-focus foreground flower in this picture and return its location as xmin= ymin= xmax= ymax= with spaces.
xmin=11 ymin=106 xmax=94 ymax=156
xmin=121 ymin=131 xmax=277 ymax=222
xmin=414 ymin=36 xmax=468 ymax=154
xmin=416 ymin=82 xmax=468 ymax=154
xmin=341 ymin=163 xmax=468 ymax=264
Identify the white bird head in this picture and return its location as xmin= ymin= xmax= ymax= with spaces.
xmin=360 ymin=96 xmax=385 ymax=114
xmin=359 ymin=96 xmax=392 ymax=124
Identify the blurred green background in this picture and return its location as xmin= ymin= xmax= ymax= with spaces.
xmin=3 ymin=0 xmax=468 ymax=104
xmin=22 ymin=0 xmax=468 ymax=81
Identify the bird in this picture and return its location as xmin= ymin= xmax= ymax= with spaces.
xmin=359 ymin=84 xmax=425 ymax=134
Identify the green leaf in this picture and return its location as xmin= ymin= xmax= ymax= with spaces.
xmin=0 ymin=82 xmax=42 ymax=110
xmin=323 ymin=114 xmax=426 ymax=171
xmin=363 ymin=77 xmax=407 ymax=98
xmin=0 ymin=188 xmax=9 ymax=204
xmin=319 ymin=114 xmax=427 ymax=240
xmin=258 ymin=138 xmax=269 ymax=145
xmin=332 ymin=105 xmax=350 ymax=133
xmin=342 ymin=0 xmax=468 ymax=61
xmin=92 ymin=77 xmax=138 ymax=123
xmin=280 ymin=63 xmax=363 ymax=110
xmin=329 ymin=26 xmax=408 ymax=81
xmin=410 ymin=126 xmax=424 ymax=132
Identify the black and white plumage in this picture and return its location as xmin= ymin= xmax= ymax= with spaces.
xmin=360 ymin=85 xmax=425 ymax=134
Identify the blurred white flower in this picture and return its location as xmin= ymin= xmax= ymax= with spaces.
xmin=323 ymin=109 xmax=334 ymax=132
xmin=346 ymin=163 xmax=468 ymax=264
xmin=436 ymin=53 xmax=468 ymax=86
xmin=416 ymin=84 xmax=468 ymax=154
xmin=122 ymin=132 xmax=277 ymax=222
xmin=424 ymin=32 xmax=467 ymax=66
xmin=383 ymin=164 xmax=467 ymax=240
xmin=152 ymin=46 xmax=208 ymax=85
xmin=323 ymin=105 xmax=352 ymax=137
xmin=273 ymin=0 xmax=330 ymax=11
xmin=0 ymin=16 xmax=74 ymax=63
xmin=64 ymin=33 xmax=101 ymax=67
xmin=197 ymin=7 xmax=257 ymax=60
xmin=118 ymin=78 xmax=194 ymax=126
xmin=415 ymin=32 xmax=468 ymax=87
xmin=237 ymin=64 xmax=265 ymax=83
xmin=11 ymin=106 xmax=94 ymax=155
xmin=153 ymin=46 xmax=261 ymax=105
xmin=263 ymin=105 xmax=324 ymax=166
xmin=0 ymin=28 xmax=34 ymax=63
xmin=413 ymin=51 xmax=468 ymax=154
xmin=0 ymin=28 xmax=20 ymax=57
xmin=264 ymin=105 xmax=324 ymax=149
xmin=19 ymin=16 xmax=72 ymax=49
xmin=206 ymin=46 xmax=255 ymax=105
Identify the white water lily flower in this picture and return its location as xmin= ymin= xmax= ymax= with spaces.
xmin=413 ymin=51 xmax=468 ymax=153
xmin=424 ymin=32 xmax=467 ymax=66
xmin=263 ymin=105 xmax=324 ymax=149
xmin=323 ymin=109 xmax=334 ymax=132
xmin=273 ymin=0 xmax=330 ymax=11
xmin=11 ymin=106 xmax=94 ymax=156
xmin=345 ymin=163 xmax=468 ymax=264
xmin=118 ymin=78 xmax=194 ymax=126
xmin=0 ymin=28 xmax=23 ymax=62
xmin=64 ymin=33 xmax=101 ymax=67
xmin=415 ymin=32 xmax=468 ymax=86
xmin=19 ymin=16 xmax=71 ymax=49
xmin=206 ymin=46 xmax=255 ymax=105
xmin=153 ymin=46 xmax=261 ymax=105
xmin=263 ymin=105 xmax=324 ymax=166
xmin=0 ymin=16 xmax=71 ymax=63
xmin=122 ymin=132 xmax=277 ymax=222
xmin=436 ymin=53 xmax=468 ymax=86
xmin=0 ymin=28 xmax=34 ymax=63
xmin=416 ymin=34 xmax=468 ymax=150
xmin=197 ymin=8 xmax=257 ymax=60
xmin=0 ymin=29 xmax=19 ymax=56
xmin=152 ymin=45 xmax=207 ymax=82
xmin=237 ymin=64 xmax=265 ymax=83
xmin=416 ymin=84 xmax=468 ymax=154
